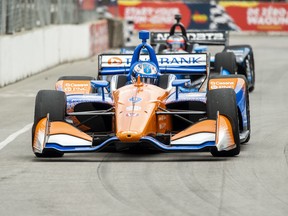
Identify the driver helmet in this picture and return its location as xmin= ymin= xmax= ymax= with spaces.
xmin=131 ymin=62 xmax=159 ymax=84
xmin=166 ymin=35 xmax=186 ymax=51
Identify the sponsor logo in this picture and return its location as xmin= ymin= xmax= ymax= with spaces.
xmin=159 ymin=57 xmax=202 ymax=65
xmin=126 ymin=113 xmax=139 ymax=117
xmin=126 ymin=106 xmax=141 ymax=111
xmin=129 ymin=96 xmax=142 ymax=103
xmin=153 ymin=32 xmax=225 ymax=42
xmin=65 ymin=83 xmax=89 ymax=87
xmin=108 ymin=57 xmax=122 ymax=65
xmin=226 ymin=49 xmax=244 ymax=54
xmin=102 ymin=54 xmax=206 ymax=68
xmin=210 ymin=80 xmax=236 ymax=89
xmin=247 ymin=6 xmax=288 ymax=26
xmin=64 ymin=82 xmax=90 ymax=92
xmin=159 ymin=123 xmax=167 ymax=130
xmin=158 ymin=115 xmax=167 ymax=121
xmin=187 ymin=32 xmax=225 ymax=41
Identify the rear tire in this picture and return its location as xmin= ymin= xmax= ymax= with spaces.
xmin=32 ymin=90 xmax=66 ymax=157
xmin=214 ymin=52 xmax=237 ymax=74
xmin=206 ymin=88 xmax=240 ymax=157
xmin=224 ymin=45 xmax=255 ymax=92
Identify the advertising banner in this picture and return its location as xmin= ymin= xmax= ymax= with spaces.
xmin=79 ymin=0 xmax=96 ymax=10
xmin=118 ymin=1 xmax=238 ymax=31
xmin=90 ymin=20 xmax=109 ymax=55
xmin=220 ymin=2 xmax=288 ymax=31
xmin=186 ymin=3 xmax=210 ymax=30
xmin=118 ymin=0 xmax=191 ymax=30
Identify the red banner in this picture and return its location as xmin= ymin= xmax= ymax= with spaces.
xmin=90 ymin=20 xmax=109 ymax=56
xmin=79 ymin=0 xmax=95 ymax=10
xmin=220 ymin=2 xmax=288 ymax=31
xmin=118 ymin=1 xmax=191 ymax=30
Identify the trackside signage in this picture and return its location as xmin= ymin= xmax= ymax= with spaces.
xmin=100 ymin=54 xmax=207 ymax=68
xmin=220 ymin=2 xmax=288 ymax=31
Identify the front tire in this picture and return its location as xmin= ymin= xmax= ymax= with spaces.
xmin=32 ymin=90 xmax=66 ymax=157
xmin=206 ymin=88 xmax=240 ymax=157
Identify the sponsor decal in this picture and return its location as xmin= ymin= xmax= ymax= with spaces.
xmin=126 ymin=106 xmax=141 ymax=111
xmin=126 ymin=113 xmax=139 ymax=117
xmin=63 ymin=82 xmax=90 ymax=92
xmin=159 ymin=123 xmax=167 ymax=130
xmin=158 ymin=115 xmax=167 ymax=121
xmin=101 ymin=54 xmax=206 ymax=68
xmin=187 ymin=32 xmax=225 ymax=41
xmin=108 ymin=57 xmax=123 ymax=65
xmin=210 ymin=80 xmax=236 ymax=89
xmin=152 ymin=32 xmax=225 ymax=42
xmin=220 ymin=2 xmax=288 ymax=31
xmin=65 ymin=83 xmax=89 ymax=87
xmin=226 ymin=49 xmax=244 ymax=54
xmin=159 ymin=56 xmax=202 ymax=65
xmin=129 ymin=96 xmax=142 ymax=103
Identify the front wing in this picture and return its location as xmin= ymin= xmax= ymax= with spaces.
xmin=33 ymin=112 xmax=236 ymax=154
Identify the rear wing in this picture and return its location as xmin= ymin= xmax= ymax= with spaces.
xmin=150 ymin=30 xmax=229 ymax=46
xmin=98 ymin=53 xmax=209 ymax=76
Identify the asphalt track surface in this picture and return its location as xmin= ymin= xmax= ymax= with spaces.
xmin=0 ymin=34 xmax=288 ymax=216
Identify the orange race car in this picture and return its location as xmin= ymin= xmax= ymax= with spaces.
xmin=32 ymin=31 xmax=250 ymax=158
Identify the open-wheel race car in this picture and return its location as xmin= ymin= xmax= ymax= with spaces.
xmin=149 ymin=14 xmax=255 ymax=92
xmin=32 ymin=30 xmax=250 ymax=158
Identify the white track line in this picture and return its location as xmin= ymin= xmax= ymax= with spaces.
xmin=0 ymin=123 xmax=33 ymax=151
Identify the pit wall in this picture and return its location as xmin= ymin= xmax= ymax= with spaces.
xmin=0 ymin=19 xmax=120 ymax=88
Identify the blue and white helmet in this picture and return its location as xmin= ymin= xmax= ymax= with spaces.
xmin=131 ymin=62 xmax=159 ymax=84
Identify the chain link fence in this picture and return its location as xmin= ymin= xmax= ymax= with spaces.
xmin=0 ymin=0 xmax=95 ymax=35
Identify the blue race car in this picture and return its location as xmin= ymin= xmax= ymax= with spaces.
xmin=150 ymin=14 xmax=255 ymax=92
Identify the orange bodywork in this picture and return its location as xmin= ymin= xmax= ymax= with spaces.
xmin=171 ymin=120 xmax=216 ymax=141
xmin=113 ymin=82 xmax=172 ymax=142
xmin=55 ymin=80 xmax=92 ymax=94
xmin=208 ymin=77 xmax=246 ymax=91
xmin=49 ymin=121 xmax=92 ymax=142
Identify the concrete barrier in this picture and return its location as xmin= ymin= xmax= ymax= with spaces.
xmin=0 ymin=20 xmax=110 ymax=87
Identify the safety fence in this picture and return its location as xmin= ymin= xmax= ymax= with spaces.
xmin=0 ymin=0 xmax=82 ymax=35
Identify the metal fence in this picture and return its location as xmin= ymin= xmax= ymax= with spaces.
xmin=0 ymin=0 xmax=83 ymax=35
xmin=0 ymin=0 xmax=287 ymax=35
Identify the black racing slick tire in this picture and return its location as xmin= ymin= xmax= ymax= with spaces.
xmin=245 ymin=49 xmax=255 ymax=92
xmin=32 ymin=90 xmax=66 ymax=158
xmin=206 ymin=88 xmax=240 ymax=157
xmin=224 ymin=45 xmax=255 ymax=92
xmin=214 ymin=52 xmax=237 ymax=74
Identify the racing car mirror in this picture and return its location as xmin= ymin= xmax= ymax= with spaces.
xmin=91 ymin=80 xmax=109 ymax=101
xmin=172 ymin=79 xmax=191 ymax=100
